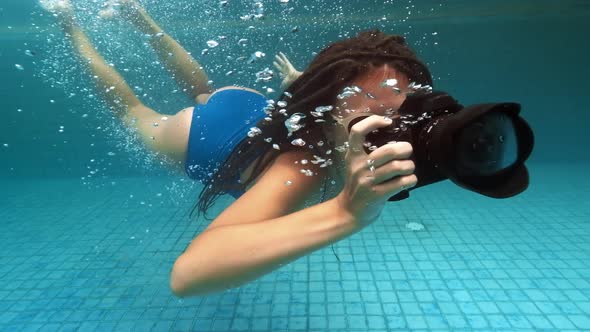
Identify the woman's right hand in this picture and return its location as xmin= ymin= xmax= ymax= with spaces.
xmin=335 ymin=115 xmax=418 ymax=228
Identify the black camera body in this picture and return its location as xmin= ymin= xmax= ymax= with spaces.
xmin=345 ymin=91 xmax=535 ymax=201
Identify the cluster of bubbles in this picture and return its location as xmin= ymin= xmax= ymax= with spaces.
xmin=337 ymin=86 xmax=362 ymax=100
xmin=240 ymin=77 xmax=435 ymax=180
xmin=28 ymin=0 xmax=443 ymax=202
xmin=29 ymin=0 xmax=200 ymax=197
xmin=255 ymin=67 xmax=273 ymax=82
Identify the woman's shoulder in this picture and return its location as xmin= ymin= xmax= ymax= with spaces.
xmin=244 ymin=149 xmax=320 ymax=187
xmin=201 ymin=149 xmax=335 ymax=233
xmin=245 ymin=149 xmax=338 ymax=211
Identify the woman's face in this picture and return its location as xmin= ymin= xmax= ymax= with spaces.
xmin=325 ymin=64 xmax=411 ymax=147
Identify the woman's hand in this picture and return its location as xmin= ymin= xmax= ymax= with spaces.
xmin=273 ymin=52 xmax=303 ymax=89
xmin=335 ymin=115 xmax=418 ymax=228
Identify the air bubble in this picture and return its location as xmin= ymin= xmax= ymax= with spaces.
xmin=248 ymin=51 xmax=265 ymax=64
xmin=300 ymin=169 xmax=313 ymax=176
xmin=285 ymin=113 xmax=306 ymax=135
xmin=315 ymin=105 xmax=333 ymax=113
xmin=337 ymin=86 xmax=362 ymax=99
xmin=247 ymin=127 xmax=262 ymax=137
xmin=335 ymin=145 xmax=347 ymax=152
xmin=408 ymin=82 xmax=433 ymax=94
xmin=381 ymin=78 xmax=398 ymax=87
xmin=291 ymin=138 xmax=306 ymax=146
xmin=255 ymin=68 xmax=273 ymax=82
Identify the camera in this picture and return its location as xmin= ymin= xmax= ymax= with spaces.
xmin=345 ymin=90 xmax=535 ymax=201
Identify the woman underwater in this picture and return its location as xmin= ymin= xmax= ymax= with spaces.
xmin=44 ymin=0 xmax=430 ymax=297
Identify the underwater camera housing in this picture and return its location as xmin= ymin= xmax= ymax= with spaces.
xmin=345 ymin=90 xmax=535 ymax=201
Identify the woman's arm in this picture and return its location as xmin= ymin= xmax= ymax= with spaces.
xmin=170 ymin=196 xmax=359 ymax=297
xmin=170 ymin=151 xmax=361 ymax=297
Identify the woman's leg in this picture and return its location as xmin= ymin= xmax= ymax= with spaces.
xmin=114 ymin=0 xmax=213 ymax=102
xmin=52 ymin=4 xmax=188 ymax=168
xmin=60 ymin=19 xmax=145 ymax=122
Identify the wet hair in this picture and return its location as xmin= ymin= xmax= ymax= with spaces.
xmin=189 ymin=29 xmax=433 ymax=221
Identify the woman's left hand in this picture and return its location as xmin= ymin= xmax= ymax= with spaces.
xmin=273 ymin=52 xmax=302 ymax=89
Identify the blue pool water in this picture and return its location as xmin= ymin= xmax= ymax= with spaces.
xmin=1 ymin=0 xmax=589 ymax=331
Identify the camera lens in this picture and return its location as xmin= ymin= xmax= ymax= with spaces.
xmin=454 ymin=111 xmax=519 ymax=177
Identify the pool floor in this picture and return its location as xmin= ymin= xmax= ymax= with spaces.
xmin=0 ymin=162 xmax=589 ymax=331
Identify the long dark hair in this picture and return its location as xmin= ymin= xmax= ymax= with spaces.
xmin=189 ymin=29 xmax=433 ymax=221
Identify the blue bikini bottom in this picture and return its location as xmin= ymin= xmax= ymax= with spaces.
xmin=184 ymin=89 xmax=268 ymax=199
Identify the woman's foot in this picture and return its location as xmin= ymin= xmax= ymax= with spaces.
xmin=39 ymin=0 xmax=74 ymax=20
xmin=99 ymin=0 xmax=137 ymax=18
xmin=97 ymin=0 xmax=118 ymax=19
xmin=98 ymin=0 xmax=156 ymax=34
xmin=99 ymin=0 xmax=144 ymax=23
